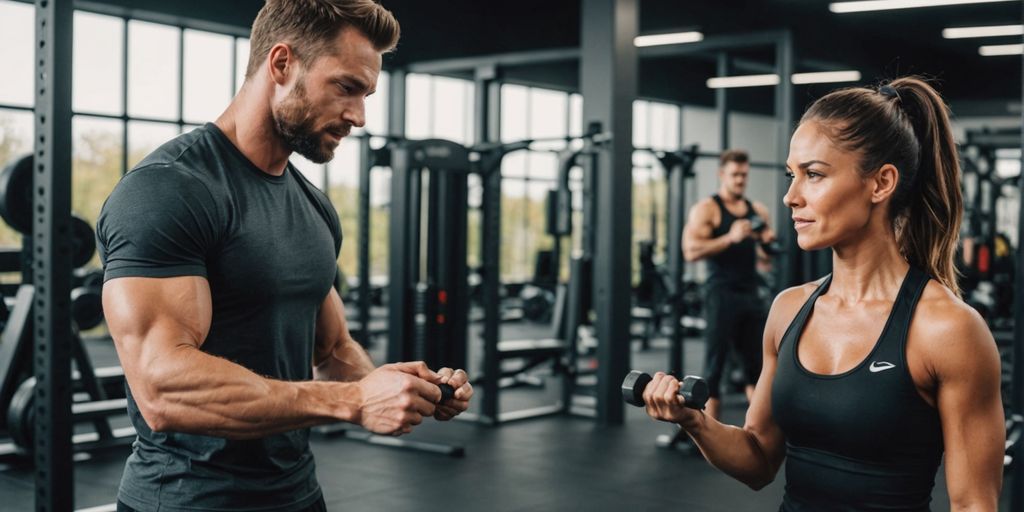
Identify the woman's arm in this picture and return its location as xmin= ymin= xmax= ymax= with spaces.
xmin=644 ymin=285 xmax=810 ymax=489
xmin=918 ymin=296 xmax=1004 ymax=511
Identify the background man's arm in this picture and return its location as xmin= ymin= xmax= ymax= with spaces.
xmin=683 ymin=200 xmax=742 ymax=261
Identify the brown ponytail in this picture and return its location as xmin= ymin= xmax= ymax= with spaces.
xmin=800 ymin=76 xmax=963 ymax=296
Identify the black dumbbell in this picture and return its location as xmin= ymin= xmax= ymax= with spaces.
xmin=760 ymin=241 xmax=782 ymax=255
xmin=621 ymin=370 xmax=709 ymax=410
xmin=749 ymin=214 xmax=767 ymax=233
xmin=438 ymin=383 xmax=456 ymax=403
xmin=748 ymin=214 xmax=783 ymax=255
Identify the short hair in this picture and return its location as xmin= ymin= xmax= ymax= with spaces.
xmin=245 ymin=0 xmax=400 ymax=79
xmin=719 ymin=149 xmax=749 ymax=168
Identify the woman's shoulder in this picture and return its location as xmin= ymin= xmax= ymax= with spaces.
xmin=771 ymin=277 xmax=827 ymax=312
xmin=765 ymin=277 xmax=829 ymax=348
xmin=911 ymin=279 xmax=996 ymax=371
xmin=914 ymin=280 xmax=986 ymax=336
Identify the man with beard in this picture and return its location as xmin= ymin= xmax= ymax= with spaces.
xmin=96 ymin=1 xmax=473 ymax=511
xmin=682 ymin=149 xmax=773 ymax=422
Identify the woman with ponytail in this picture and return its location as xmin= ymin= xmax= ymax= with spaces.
xmin=641 ymin=77 xmax=1004 ymax=511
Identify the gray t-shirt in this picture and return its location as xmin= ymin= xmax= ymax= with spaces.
xmin=97 ymin=123 xmax=341 ymax=512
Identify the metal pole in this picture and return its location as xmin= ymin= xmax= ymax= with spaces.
xmin=716 ymin=53 xmax=730 ymax=151
xmin=355 ymin=137 xmax=373 ymax=346
xmin=34 ymin=0 xmax=75 ymax=509
xmin=664 ymin=154 xmax=687 ymax=378
xmin=388 ymin=70 xmax=406 ymax=138
xmin=121 ymin=17 xmax=129 ymax=175
xmin=1012 ymin=4 xmax=1024 ymax=505
xmin=580 ymin=0 xmax=637 ymax=425
xmin=475 ymin=66 xmax=503 ymax=424
xmin=387 ymin=147 xmax=413 ymax=363
xmin=774 ymin=30 xmax=796 ymax=289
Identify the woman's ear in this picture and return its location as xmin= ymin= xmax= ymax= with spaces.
xmin=870 ymin=164 xmax=899 ymax=204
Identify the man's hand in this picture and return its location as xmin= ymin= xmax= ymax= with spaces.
xmin=434 ymin=367 xmax=473 ymax=421
xmin=355 ymin=362 xmax=443 ymax=435
xmin=727 ymin=219 xmax=754 ymax=244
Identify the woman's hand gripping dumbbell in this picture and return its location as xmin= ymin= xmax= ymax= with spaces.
xmin=621 ymin=370 xmax=709 ymax=410
xmin=623 ymin=371 xmax=710 ymax=427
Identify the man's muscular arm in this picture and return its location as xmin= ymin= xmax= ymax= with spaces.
xmin=105 ymin=276 xmax=441 ymax=439
xmin=683 ymin=200 xmax=749 ymax=262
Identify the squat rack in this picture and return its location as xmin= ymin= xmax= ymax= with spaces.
xmin=32 ymin=1 xmax=75 ymax=510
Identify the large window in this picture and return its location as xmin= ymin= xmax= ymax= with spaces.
xmin=403 ymin=73 xmax=479 ymax=277
xmin=499 ymin=84 xmax=578 ymax=282
xmin=406 ymin=74 xmax=475 ymax=144
xmin=632 ymin=99 xmax=682 ymax=279
xmin=68 ymin=12 xmax=255 ymax=267
xmin=0 ymin=1 xmax=35 ymax=248
xmin=0 ymin=2 xmax=260 ymax=266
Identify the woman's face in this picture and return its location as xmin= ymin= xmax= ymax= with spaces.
xmin=783 ymin=121 xmax=877 ymax=251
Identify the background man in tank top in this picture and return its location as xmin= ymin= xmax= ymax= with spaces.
xmin=682 ymin=149 xmax=776 ymax=421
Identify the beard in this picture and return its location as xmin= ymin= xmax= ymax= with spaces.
xmin=272 ymin=79 xmax=348 ymax=164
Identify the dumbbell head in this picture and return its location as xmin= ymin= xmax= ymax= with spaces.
xmin=621 ymin=370 xmax=709 ymax=410
xmin=749 ymin=214 xmax=767 ymax=233
xmin=621 ymin=371 xmax=652 ymax=407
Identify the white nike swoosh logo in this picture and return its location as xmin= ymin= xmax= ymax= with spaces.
xmin=869 ymin=361 xmax=896 ymax=373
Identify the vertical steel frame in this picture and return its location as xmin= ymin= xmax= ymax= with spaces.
xmin=387 ymin=147 xmax=415 ymax=363
xmin=580 ymin=0 xmax=637 ymax=426
xmin=1012 ymin=6 xmax=1024 ymax=506
xmin=774 ymin=30 xmax=797 ymax=289
xmin=34 ymin=0 xmax=75 ymax=510
xmin=476 ymin=65 xmax=503 ymax=424
xmin=716 ymin=53 xmax=730 ymax=151
xmin=355 ymin=137 xmax=373 ymax=346
xmin=663 ymin=154 xmax=687 ymax=378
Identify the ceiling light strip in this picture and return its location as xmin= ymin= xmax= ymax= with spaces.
xmin=830 ymin=0 xmax=1016 ymax=14
xmin=791 ymin=70 xmax=863 ymax=84
xmin=979 ymin=43 xmax=1024 ymax=56
xmin=706 ymin=71 xmax=862 ymax=89
xmin=943 ymin=24 xmax=1023 ymax=39
xmin=634 ymin=32 xmax=704 ymax=47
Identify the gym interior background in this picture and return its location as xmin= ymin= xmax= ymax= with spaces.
xmin=1 ymin=0 xmax=1023 ymax=510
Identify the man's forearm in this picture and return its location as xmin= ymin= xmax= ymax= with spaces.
xmin=685 ymin=234 xmax=734 ymax=261
xmin=142 ymin=344 xmax=360 ymax=439
xmin=314 ymin=335 xmax=376 ymax=382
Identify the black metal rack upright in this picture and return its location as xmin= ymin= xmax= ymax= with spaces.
xmin=653 ymin=149 xmax=697 ymax=380
xmin=386 ymin=139 xmax=472 ymax=372
xmin=1013 ymin=12 xmax=1024 ymax=507
xmin=33 ymin=1 xmax=75 ymax=510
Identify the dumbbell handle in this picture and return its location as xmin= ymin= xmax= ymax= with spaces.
xmin=622 ymin=371 xmax=709 ymax=410
xmin=438 ymin=383 xmax=456 ymax=403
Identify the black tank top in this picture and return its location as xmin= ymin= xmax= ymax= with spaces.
xmin=771 ymin=267 xmax=944 ymax=511
xmin=707 ymin=194 xmax=758 ymax=288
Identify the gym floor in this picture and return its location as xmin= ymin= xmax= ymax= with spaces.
xmin=0 ymin=322 xmax=1014 ymax=511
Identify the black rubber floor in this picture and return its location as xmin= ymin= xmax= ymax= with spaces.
xmin=0 ymin=320 xmax=1015 ymax=511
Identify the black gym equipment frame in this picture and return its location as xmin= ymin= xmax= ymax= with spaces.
xmin=32 ymin=1 xmax=75 ymax=510
xmin=387 ymin=139 xmax=473 ymax=372
xmin=632 ymin=147 xmax=703 ymax=450
xmin=317 ymin=137 xmax=475 ymax=458
xmin=634 ymin=148 xmax=698 ymax=381
xmin=1013 ymin=9 xmax=1024 ymax=508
